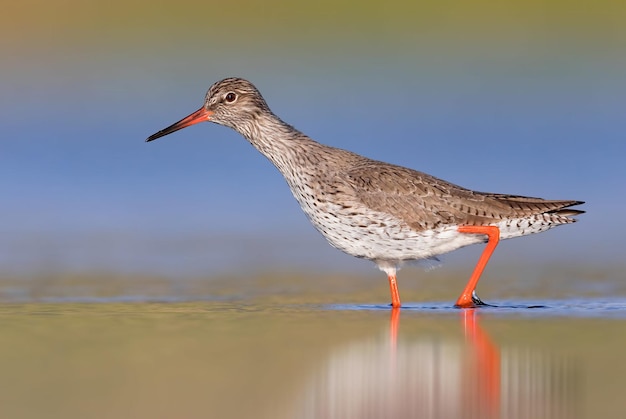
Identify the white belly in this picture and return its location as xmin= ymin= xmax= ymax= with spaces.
xmin=297 ymin=197 xmax=559 ymax=264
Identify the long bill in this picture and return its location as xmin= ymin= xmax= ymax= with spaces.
xmin=146 ymin=107 xmax=213 ymax=142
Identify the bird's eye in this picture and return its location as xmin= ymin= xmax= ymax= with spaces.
xmin=225 ymin=92 xmax=237 ymax=103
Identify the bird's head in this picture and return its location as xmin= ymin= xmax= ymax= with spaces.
xmin=146 ymin=77 xmax=270 ymax=142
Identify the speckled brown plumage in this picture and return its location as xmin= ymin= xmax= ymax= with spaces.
xmin=146 ymin=77 xmax=584 ymax=308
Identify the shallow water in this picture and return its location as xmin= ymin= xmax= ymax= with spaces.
xmin=0 ymin=270 xmax=625 ymax=419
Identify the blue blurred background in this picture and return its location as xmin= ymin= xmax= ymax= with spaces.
xmin=1 ymin=1 xmax=624 ymax=278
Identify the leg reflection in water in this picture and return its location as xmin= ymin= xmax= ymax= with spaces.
xmin=295 ymin=307 xmax=576 ymax=419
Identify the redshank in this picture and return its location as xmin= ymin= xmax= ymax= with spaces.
xmin=146 ymin=77 xmax=584 ymax=308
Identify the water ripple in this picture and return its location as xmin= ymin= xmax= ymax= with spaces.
xmin=328 ymin=298 xmax=626 ymax=318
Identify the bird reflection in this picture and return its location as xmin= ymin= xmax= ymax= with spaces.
xmin=294 ymin=308 xmax=577 ymax=419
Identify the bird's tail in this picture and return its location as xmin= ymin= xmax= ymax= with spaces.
xmin=489 ymin=195 xmax=585 ymax=222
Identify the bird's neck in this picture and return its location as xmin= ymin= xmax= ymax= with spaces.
xmin=238 ymin=112 xmax=316 ymax=173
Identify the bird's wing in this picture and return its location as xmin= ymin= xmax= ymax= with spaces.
xmin=340 ymin=159 xmax=583 ymax=231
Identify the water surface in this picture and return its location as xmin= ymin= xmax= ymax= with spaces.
xmin=0 ymin=271 xmax=625 ymax=419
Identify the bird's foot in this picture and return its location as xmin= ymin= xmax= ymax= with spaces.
xmin=471 ymin=290 xmax=488 ymax=306
xmin=454 ymin=290 xmax=495 ymax=308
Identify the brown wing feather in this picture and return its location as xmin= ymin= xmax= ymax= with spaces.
xmin=341 ymin=158 xmax=584 ymax=231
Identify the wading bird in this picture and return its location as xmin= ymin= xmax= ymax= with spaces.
xmin=146 ymin=78 xmax=584 ymax=308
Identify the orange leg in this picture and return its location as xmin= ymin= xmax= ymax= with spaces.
xmin=455 ymin=225 xmax=500 ymax=308
xmin=388 ymin=273 xmax=402 ymax=308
